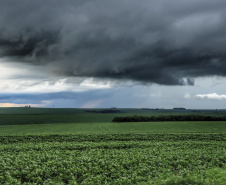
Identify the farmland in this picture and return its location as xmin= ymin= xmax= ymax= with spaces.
xmin=0 ymin=108 xmax=226 ymax=184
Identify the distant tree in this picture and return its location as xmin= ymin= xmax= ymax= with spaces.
xmin=112 ymin=115 xmax=226 ymax=122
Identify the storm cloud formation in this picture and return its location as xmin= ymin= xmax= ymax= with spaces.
xmin=1 ymin=0 xmax=226 ymax=85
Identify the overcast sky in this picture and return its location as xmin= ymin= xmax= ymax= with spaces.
xmin=1 ymin=0 xmax=226 ymax=108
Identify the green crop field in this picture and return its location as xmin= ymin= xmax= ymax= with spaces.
xmin=0 ymin=108 xmax=226 ymax=184
xmin=0 ymin=121 xmax=226 ymax=135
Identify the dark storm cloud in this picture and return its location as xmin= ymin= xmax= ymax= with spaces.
xmin=1 ymin=0 xmax=226 ymax=85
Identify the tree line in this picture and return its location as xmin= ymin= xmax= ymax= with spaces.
xmin=112 ymin=115 xmax=226 ymax=122
xmin=85 ymin=109 xmax=121 ymax=113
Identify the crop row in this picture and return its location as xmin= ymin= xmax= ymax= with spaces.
xmin=0 ymin=133 xmax=225 ymax=144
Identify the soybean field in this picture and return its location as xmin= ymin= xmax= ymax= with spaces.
xmin=0 ymin=108 xmax=226 ymax=184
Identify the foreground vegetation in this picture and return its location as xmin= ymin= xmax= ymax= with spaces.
xmin=0 ymin=134 xmax=225 ymax=184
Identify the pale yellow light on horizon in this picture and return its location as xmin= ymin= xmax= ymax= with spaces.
xmin=0 ymin=101 xmax=52 ymax=107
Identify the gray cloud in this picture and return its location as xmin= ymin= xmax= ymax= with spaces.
xmin=1 ymin=0 xmax=226 ymax=85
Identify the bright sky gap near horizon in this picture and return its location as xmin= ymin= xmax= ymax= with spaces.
xmin=1 ymin=0 xmax=226 ymax=108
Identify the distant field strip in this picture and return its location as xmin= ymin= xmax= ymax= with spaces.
xmin=1 ymin=107 xmax=226 ymax=125
xmin=0 ymin=121 xmax=226 ymax=135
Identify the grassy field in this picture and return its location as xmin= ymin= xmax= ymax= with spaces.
xmin=0 ymin=108 xmax=225 ymax=184
xmin=0 ymin=121 xmax=226 ymax=135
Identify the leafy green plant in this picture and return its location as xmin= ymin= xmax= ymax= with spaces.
xmin=0 ymin=134 xmax=225 ymax=184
